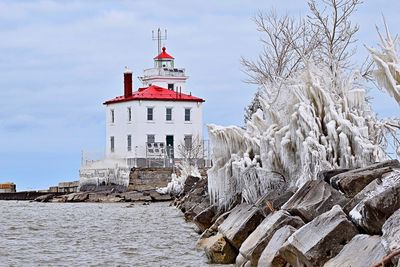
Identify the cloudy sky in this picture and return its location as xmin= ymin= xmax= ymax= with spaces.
xmin=0 ymin=0 xmax=399 ymax=190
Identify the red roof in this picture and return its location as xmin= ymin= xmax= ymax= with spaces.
xmin=104 ymin=85 xmax=205 ymax=105
xmin=154 ymin=47 xmax=174 ymax=60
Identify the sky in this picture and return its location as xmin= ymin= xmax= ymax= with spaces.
xmin=0 ymin=0 xmax=399 ymax=190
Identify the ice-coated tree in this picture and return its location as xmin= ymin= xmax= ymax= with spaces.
xmin=209 ymin=1 xmax=400 ymax=209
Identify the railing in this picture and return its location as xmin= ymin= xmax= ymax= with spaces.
xmin=141 ymin=68 xmax=186 ymax=78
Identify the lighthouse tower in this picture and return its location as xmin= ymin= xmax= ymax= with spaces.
xmin=102 ymin=46 xmax=205 ymax=168
xmin=80 ymin=44 xmax=205 ymax=188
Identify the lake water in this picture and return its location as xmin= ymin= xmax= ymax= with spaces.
xmin=0 ymin=201 xmax=221 ymax=267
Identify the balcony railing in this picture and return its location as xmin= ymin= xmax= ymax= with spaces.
xmin=141 ymin=68 xmax=186 ymax=79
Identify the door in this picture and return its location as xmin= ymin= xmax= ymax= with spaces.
xmin=166 ymin=135 xmax=174 ymax=159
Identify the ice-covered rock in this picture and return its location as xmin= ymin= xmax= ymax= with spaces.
xmin=381 ymin=209 xmax=400 ymax=257
xmin=238 ymin=210 xmax=304 ymax=266
xmin=330 ymin=160 xmax=399 ymax=197
xmin=350 ymin=170 xmax=400 ymax=234
xmin=257 ymin=225 xmax=297 ymax=267
xmin=193 ymin=205 xmax=217 ymax=233
xmin=279 ymin=205 xmax=358 ymax=267
xmin=281 ymin=179 xmax=349 ymax=222
xmin=324 ymin=235 xmax=385 ymax=267
xmin=218 ymin=203 xmax=264 ymax=250
xmin=255 ymin=188 xmax=296 ymax=217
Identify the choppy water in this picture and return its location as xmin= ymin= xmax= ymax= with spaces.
xmin=0 ymin=201 xmax=221 ymax=267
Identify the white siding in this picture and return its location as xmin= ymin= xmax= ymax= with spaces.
xmin=105 ymin=99 xmax=203 ymax=159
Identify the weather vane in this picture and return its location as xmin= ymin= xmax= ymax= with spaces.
xmin=152 ymin=28 xmax=167 ymax=55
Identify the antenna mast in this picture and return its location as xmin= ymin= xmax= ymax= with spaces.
xmin=152 ymin=28 xmax=167 ymax=55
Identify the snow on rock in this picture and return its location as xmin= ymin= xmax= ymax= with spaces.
xmin=157 ymin=161 xmax=201 ymax=195
xmin=208 ymin=64 xmax=388 ymax=208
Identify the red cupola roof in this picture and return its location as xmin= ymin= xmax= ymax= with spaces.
xmin=154 ymin=47 xmax=174 ymax=60
xmin=104 ymin=85 xmax=204 ymax=105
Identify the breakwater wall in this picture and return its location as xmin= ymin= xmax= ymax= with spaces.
xmin=0 ymin=191 xmax=65 ymax=201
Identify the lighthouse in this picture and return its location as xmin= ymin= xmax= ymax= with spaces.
xmin=79 ymin=42 xmax=205 ymax=189
xmin=103 ymin=46 xmax=205 ymax=167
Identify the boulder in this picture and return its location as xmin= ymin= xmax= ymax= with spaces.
xmin=64 ymin=192 xmax=89 ymax=202
xmin=238 ymin=210 xmax=304 ymax=266
xmin=257 ymin=225 xmax=297 ymax=267
xmin=255 ymin=188 xmax=296 ymax=217
xmin=182 ymin=175 xmax=200 ymax=195
xmin=193 ymin=205 xmax=217 ymax=233
xmin=235 ymin=254 xmax=247 ymax=267
xmin=149 ymin=190 xmax=172 ymax=201
xmin=350 ymin=181 xmax=400 ymax=235
xmin=281 ymin=179 xmax=349 ymax=222
xmin=332 ymin=167 xmax=394 ymax=198
xmin=121 ymin=191 xmax=146 ymax=202
xmin=317 ymin=168 xmax=352 ymax=183
xmin=330 ymin=160 xmax=400 ymax=197
xmin=198 ymin=210 xmax=232 ymax=248
xmin=382 ymin=209 xmax=400 ymax=265
xmin=34 ymin=194 xmax=54 ymax=202
xmin=203 ymin=233 xmax=237 ymax=264
xmin=324 ymin=235 xmax=385 ymax=267
xmin=218 ymin=203 xmax=264 ymax=250
xmin=279 ymin=205 xmax=358 ymax=267
xmin=343 ymin=178 xmax=381 ymax=214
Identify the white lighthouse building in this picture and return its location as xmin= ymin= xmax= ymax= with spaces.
xmin=79 ymin=46 xmax=205 ymax=188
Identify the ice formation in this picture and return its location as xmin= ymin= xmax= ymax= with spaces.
xmin=157 ymin=161 xmax=201 ymax=195
xmin=367 ymin=25 xmax=400 ymax=105
xmin=207 ymin=23 xmax=400 ymax=209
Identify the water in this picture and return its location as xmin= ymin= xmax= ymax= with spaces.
xmin=0 ymin=201 xmax=220 ymax=267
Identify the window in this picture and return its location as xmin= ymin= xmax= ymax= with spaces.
xmin=166 ymin=108 xmax=172 ymax=121
xmin=147 ymin=107 xmax=153 ymax=121
xmin=110 ymin=136 xmax=115 ymax=153
xmin=127 ymin=107 xmax=132 ymax=122
xmin=168 ymin=83 xmax=174 ymax=90
xmin=111 ymin=109 xmax=115 ymax=123
xmin=184 ymin=135 xmax=192 ymax=149
xmin=184 ymin=108 xmax=191 ymax=121
xmin=127 ymin=135 xmax=132 ymax=151
xmin=147 ymin=134 xmax=155 ymax=144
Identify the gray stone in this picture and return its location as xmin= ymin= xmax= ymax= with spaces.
xmin=324 ymin=235 xmax=386 ymax=267
xmin=317 ymin=168 xmax=352 ymax=184
xmin=280 ymin=205 xmax=358 ymax=267
xmin=203 ymin=233 xmax=237 ymax=264
xmin=121 ymin=191 xmax=146 ymax=202
xmin=218 ymin=203 xmax=264 ymax=250
xmin=258 ymin=225 xmax=297 ymax=267
xmin=149 ymin=190 xmax=172 ymax=201
xmin=235 ymin=254 xmax=247 ymax=267
xmin=350 ymin=182 xmax=400 ymax=235
xmin=238 ymin=210 xmax=304 ymax=265
xmin=281 ymin=179 xmax=349 ymax=222
xmin=255 ymin=188 xmax=296 ymax=217
xmin=183 ymin=175 xmax=200 ymax=195
xmin=330 ymin=160 xmax=400 ymax=196
xmin=343 ymin=178 xmax=381 ymax=214
xmin=197 ymin=210 xmax=232 ymax=247
xmin=34 ymin=194 xmax=54 ymax=202
xmin=332 ymin=167 xmax=394 ymax=198
xmin=193 ymin=205 xmax=217 ymax=233
xmin=382 ymin=209 xmax=400 ymax=265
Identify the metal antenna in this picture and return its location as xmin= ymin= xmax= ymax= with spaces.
xmin=152 ymin=28 xmax=167 ymax=55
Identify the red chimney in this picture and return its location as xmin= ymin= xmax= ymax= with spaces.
xmin=124 ymin=67 xmax=133 ymax=98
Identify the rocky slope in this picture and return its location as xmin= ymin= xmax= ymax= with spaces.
xmin=175 ymin=160 xmax=400 ymax=267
